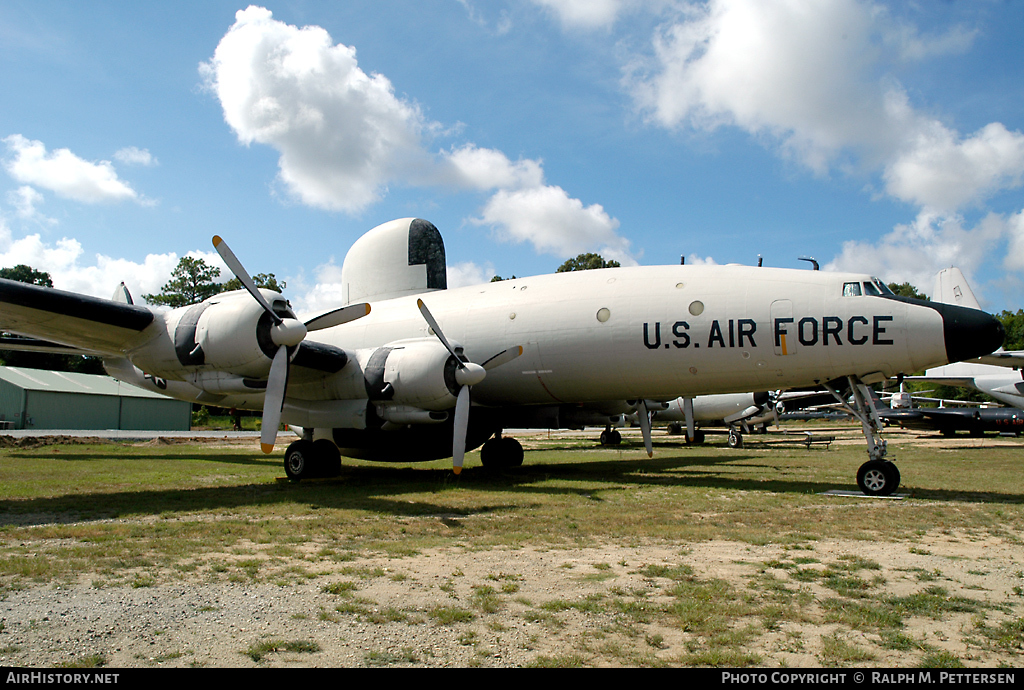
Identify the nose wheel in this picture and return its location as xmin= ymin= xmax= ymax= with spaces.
xmin=480 ymin=433 xmax=524 ymax=469
xmin=857 ymin=459 xmax=900 ymax=496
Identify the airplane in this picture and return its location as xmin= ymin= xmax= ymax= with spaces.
xmin=0 ymin=218 xmax=1006 ymax=497
xmin=906 ymin=267 xmax=1023 ymax=407
xmin=653 ymin=392 xmax=773 ymax=447
xmin=878 ymin=404 xmax=1023 ymax=437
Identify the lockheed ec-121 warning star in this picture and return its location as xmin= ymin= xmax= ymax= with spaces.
xmin=0 ymin=218 xmax=1006 ymax=496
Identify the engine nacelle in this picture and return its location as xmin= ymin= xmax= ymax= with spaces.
xmin=362 ymin=338 xmax=460 ymax=411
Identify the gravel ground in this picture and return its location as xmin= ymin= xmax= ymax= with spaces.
xmin=1 ymin=535 xmax=1022 ymax=668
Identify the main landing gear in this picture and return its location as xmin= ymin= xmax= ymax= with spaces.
xmin=824 ymin=376 xmax=901 ymax=496
xmin=480 ymin=431 xmax=524 ymax=469
xmin=599 ymin=424 xmax=622 ymax=446
xmin=284 ymin=439 xmax=342 ymax=481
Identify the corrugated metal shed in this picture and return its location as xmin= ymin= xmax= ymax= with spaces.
xmin=0 ymin=366 xmax=191 ymax=431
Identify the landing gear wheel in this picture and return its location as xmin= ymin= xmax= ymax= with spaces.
xmin=857 ymin=460 xmax=900 ymax=496
xmin=667 ymin=423 xmax=683 ymax=436
xmin=312 ymin=439 xmax=342 ymax=477
xmin=685 ymin=429 xmax=706 ymax=445
xmin=481 ymin=436 xmax=524 ymax=469
xmin=727 ymin=428 xmax=743 ymax=449
xmin=284 ymin=440 xmax=315 ymax=481
xmin=599 ymin=429 xmax=622 ymax=446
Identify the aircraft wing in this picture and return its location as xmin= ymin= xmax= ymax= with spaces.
xmin=970 ymin=351 xmax=1024 ymax=368
xmin=0 ymin=278 xmax=155 ymax=356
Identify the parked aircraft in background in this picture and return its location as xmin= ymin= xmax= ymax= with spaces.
xmin=0 ymin=218 xmax=1005 ymax=497
xmin=908 ymin=268 xmax=1023 ymax=407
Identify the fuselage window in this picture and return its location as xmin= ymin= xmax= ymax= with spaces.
xmin=843 ymin=282 xmax=862 ymax=296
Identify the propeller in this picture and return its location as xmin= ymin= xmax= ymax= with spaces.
xmin=212 ymin=235 xmax=370 ymax=453
xmin=417 ymin=298 xmax=522 ymax=474
xmin=635 ymin=399 xmax=654 ymax=458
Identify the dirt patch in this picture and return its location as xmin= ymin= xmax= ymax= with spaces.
xmin=0 ymin=531 xmax=1020 ymax=668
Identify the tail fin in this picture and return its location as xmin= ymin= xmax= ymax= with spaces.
xmin=112 ymin=282 xmax=134 ymax=304
xmin=932 ymin=268 xmax=981 ymax=310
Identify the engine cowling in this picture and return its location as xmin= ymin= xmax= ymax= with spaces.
xmin=362 ymin=338 xmax=461 ymax=411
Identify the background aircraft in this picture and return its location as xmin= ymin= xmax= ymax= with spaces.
xmin=907 ymin=268 xmax=1023 ymax=407
xmin=0 ymin=218 xmax=1006 ymax=497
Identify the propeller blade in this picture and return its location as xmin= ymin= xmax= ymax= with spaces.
xmin=637 ymin=399 xmax=653 ymax=458
xmin=260 ymin=346 xmax=289 ymax=454
xmin=417 ymin=299 xmax=461 ymax=364
xmin=304 ymin=303 xmax=371 ymax=331
xmin=212 ymin=235 xmax=281 ymax=325
xmin=481 ymin=345 xmax=524 ymax=370
xmin=452 ymin=384 xmax=471 ymax=474
xmin=683 ymin=397 xmax=695 ymax=443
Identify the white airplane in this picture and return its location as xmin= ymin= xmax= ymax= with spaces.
xmin=906 ymin=267 xmax=1023 ymax=407
xmin=0 ymin=218 xmax=1006 ymax=497
xmin=653 ymin=392 xmax=773 ymax=447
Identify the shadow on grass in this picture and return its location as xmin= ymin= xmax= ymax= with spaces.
xmin=2 ymin=449 xmax=1022 ymax=527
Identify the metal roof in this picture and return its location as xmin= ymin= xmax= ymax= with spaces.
xmin=0 ymin=366 xmax=172 ymax=399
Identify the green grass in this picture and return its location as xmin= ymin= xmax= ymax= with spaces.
xmin=1 ymin=428 xmax=1022 ymax=666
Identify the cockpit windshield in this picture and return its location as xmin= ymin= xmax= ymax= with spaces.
xmin=843 ymin=278 xmax=895 ymax=297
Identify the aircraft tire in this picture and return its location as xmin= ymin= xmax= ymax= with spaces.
xmin=312 ymin=439 xmax=342 ymax=477
xmin=480 ymin=436 xmax=524 ymax=469
xmin=727 ymin=429 xmax=743 ymax=449
xmin=284 ymin=440 xmax=316 ymax=481
xmin=666 ymin=423 xmax=683 ymax=436
xmin=857 ymin=460 xmax=899 ymax=496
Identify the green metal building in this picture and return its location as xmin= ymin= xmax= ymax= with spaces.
xmin=0 ymin=366 xmax=191 ymax=431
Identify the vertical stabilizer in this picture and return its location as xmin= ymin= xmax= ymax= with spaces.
xmin=932 ymin=267 xmax=982 ymax=310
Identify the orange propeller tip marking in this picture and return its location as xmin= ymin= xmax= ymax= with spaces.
xmin=261 ymin=443 xmax=275 ymax=454
xmin=213 ymin=235 xmax=223 ymax=245
xmin=453 ymin=467 xmax=462 ymax=475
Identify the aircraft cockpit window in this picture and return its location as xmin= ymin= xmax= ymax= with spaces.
xmin=843 ymin=282 xmax=862 ymax=296
xmin=873 ymin=279 xmax=895 ymax=295
xmin=862 ymin=281 xmax=881 ymax=296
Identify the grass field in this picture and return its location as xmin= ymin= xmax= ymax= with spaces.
xmin=0 ymin=424 xmax=1021 ymax=667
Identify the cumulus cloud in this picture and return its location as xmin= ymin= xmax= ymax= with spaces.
xmin=3 ymin=134 xmax=138 ymax=204
xmin=446 ymin=261 xmax=495 ymax=288
xmin=199 ymin=5 xmax=428 ymax=213
xmin=626 ymin=0 xmax=1024 ymax=212
xmin=473 ymin=185 xmax=635 ymax=264
xmin=201 ymin=6 xmax=636 ymax=263
xmin=114 ymin=146 xmax=158 ymax=167
xmin=825 ymin=211 xmax=1007 ymax=294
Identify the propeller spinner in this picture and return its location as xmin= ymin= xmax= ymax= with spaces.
xmin=212 ymin=236 xmax=370 ymax=453
xmin=417 ymin=298 xmax=522 ymax=474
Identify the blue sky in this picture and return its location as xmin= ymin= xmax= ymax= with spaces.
xmin=1 ymin=1 xmax=1022 ymax=313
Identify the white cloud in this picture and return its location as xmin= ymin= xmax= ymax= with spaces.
xmin=199 ymin=5 xmax=428 ymax=213
xmin=447 ymin=261 xmax=495 ymax=288
xmin=2 ymin=134 xmax=138 ymax=204
xmin=825 ymin=210 xmax=1007 ymax=294
xmin=531 ymin=0 xmax=628 ymax=30
xmin=626 ymin=0 xmax=1024 ymax=214
xmin=883 ymin=122 xmax=1024 ymax=212
xmin=201 ymin=6 xmax=637 ymax=263
xmin=114 ymin=146 xmax=158 ymax=167
xmin=1005 ymin=211 xmax=1024 ymax=272
xmin=6 ymin=186 xmax=54 ymax=225
xmin=473 ymin=185 xmax=635 ymax=264
xmin=439 ymin=145 xmax=544 ymax=191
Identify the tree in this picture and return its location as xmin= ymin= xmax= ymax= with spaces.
xmin=887 ymin=282 xmax=929 ymax=300
xmin=557 ymin=253 xmax=620 ymax=272
xmin=144 ymin=257 xmax=222 ymax=308
xmin=490 ymin=275 xmax=516 ymax=282
xmin=221 ymin=273 xmax=286 ymax=293
xmin=997 ymin=309 xmax=1023 ymax=350
xmin=0 ymin=264 xmax=53 ymax=287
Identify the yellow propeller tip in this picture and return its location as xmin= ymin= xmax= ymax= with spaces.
xmin=212 ymin=235 xmax=223 ymax=245
xmin=452 ymin=466 xmax=462 ymax=475
xmin=261 ymin=443 xmax=275 ymax=454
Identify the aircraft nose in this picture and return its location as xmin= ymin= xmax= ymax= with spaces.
xmin=933 ymin=302 xmax=1005 ymax=363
